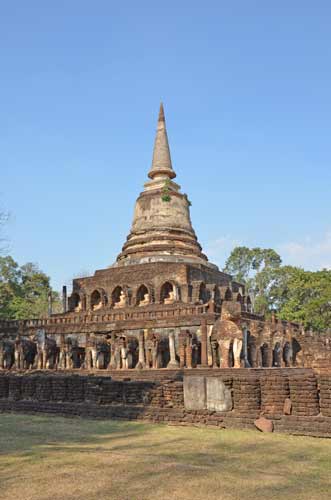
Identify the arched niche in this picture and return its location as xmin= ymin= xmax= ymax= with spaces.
xmin=112 ymin=286 xmax=126 ymax=308
xmin=161 ymin=282 xmax=175 ymax=304
xmin=91 ymin=290 xmax=102 ymax=311
xmin=199 ymin=283 xmax=209 ymax=303
xmin=247 ymin=296 xmax=252 ymax=313
xmin=224 ymin=288 xmax=233 ymax=301
xmin=71 ymin=293 xmax=82 ymax=312
xmin=137 ymin=284 xmax=150 ymax=306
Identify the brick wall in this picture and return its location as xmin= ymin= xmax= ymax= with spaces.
xmin=0 ymin=369 xmax=330 ymax=437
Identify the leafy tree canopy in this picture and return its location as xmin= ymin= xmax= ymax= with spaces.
xmin=0 ymin=256 xmax=60 ymax=320
xmin=224 ymin=246 xmax=282 ymax=315
xmin=223 ymin=246 xmax=331 ymax=332
xmin=270 ymin=266 xmax=331 ymax=332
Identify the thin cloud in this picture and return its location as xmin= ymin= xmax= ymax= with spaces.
xmin=205 ymin=232 xmax=331 ymax=272
xmin=277 ymin=232 xmax=331 ymax=270
xmin=205 ymin=235 xmax=242 ymax=268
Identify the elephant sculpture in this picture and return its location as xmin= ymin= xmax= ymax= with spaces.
xmin=272 ymin=342 xmax=283 ymax=367
xmin=96 ymin=339 xmax=110 ymax=369
xmin=70 ymin=338 xmax=82 ymax=368
xmin=283 ymin=341 xmax=293 ymax=367
xmin=84 ymin=336 xmax=110 ymax=369
xmin=210 ymin=318 xmax=243 ymax=368
xmin=14 ymin=338 xmax=37 ymax=369
xmin=0 ymin=338 xmax=15 ymax=369
xmin=34 ymin=332 xmax=58 ymax=369
xmin=145 ymin=333 xmax=162 ymax=369
xmin=106 ymin=333 xmax=138 ymax=370
xmin=62 ymin=338 xmax=81 ymax=369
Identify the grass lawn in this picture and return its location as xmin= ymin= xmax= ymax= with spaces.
xmin=0 ymin=414 xmax=330 ymax=500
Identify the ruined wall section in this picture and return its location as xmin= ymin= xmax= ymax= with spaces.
xmin=1 ymin=369 xmax=331 ymax=437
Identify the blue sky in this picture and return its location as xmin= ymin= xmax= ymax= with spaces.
xmin=1 ymin=1 xmax=331 ymax=291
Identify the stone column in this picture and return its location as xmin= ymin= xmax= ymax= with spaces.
xmin=62 ymin=286 xmax=67 ymax=313
xmin=14 ymin=343 xmax=20 ymax=369
xmin=136 ymin=330 xmax=146 ymax=369
xmin=181 ymin=284 xmax=190 ymax=303
xmin=200 ymin=318 xmax=208 ymax=367
xmin=186 ymin=339 xmax=193 ymax=369
xmin=121 ymin=345 xmax=128 ymax=370
xmin=256 ymin=345 xmax=262 ymax=367
xmin=167 ymin=330 xmax=179 ymax=368
xmin=179 ymin=331 xmax=186 ymax=368
xmin=86 ymin=348 xmax=92 ymax=369
xmin=47 ymin=291 xmax=53 ymax=317
xmin=93 ymin=347 xmax=99 ymax=369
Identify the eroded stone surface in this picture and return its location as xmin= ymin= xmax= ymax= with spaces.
xmin=254 ymin=417 xmax=274 ymax=433
xmin=184 ymin=376 xmax=206 ymax=410
xmin=206 ymin=377 xmax=233 ymax=412
xmin=284 ymin=398 xmax=292 ymax=415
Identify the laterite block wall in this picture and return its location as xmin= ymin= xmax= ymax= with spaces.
xmin=0 ymin=369 xmax=330 ymax=437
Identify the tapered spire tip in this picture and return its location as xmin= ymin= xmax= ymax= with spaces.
xmin=158 ymin=102 xmax=165 ymax=122
xmin=148 ymin=103 xmax=176 ymax=180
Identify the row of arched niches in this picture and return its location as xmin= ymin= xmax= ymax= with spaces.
xmin=69 ymin=282 xmax=253 ymax=313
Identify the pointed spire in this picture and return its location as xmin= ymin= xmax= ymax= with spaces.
xmin=148 ymin=103 xmax=176 ymax=180
xmin=158 ymin=102 xmax=165 ymax=122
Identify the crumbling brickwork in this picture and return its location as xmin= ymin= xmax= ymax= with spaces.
xmin=0 ymin=369 xmax=331 ymax=437
xmin=261 ymin=373 xmax=290 ymax=416
xmin=319 ymin=374 xmax=331 ymax=418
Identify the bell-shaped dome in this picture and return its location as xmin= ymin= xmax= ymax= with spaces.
xmin=116 ymin=104 xmax=208 ymax=267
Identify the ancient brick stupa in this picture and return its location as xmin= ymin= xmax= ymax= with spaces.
xmin=67 ymin=104 xmax=240 ymax=320
xmin=1 ymin=104 xmax=330 ymax=372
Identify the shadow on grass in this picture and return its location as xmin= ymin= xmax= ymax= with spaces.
xmin=0 ymin=413 xmax=330 ymax=500
xmin=0 ymin=413 xmax=149 ymax=455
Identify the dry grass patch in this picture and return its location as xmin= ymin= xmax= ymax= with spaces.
xmin=0 ymin=413 xmax=330 ymax=500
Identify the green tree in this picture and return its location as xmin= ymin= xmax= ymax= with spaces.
xmin=223 ymin=246 xmax=331 ymax=332
xmin=223 ymin=246 xmax=282 ymax=314
xmin=0 ymin=256 xmax=60 ymax=319
xmin=270 ymin=266 xmax=331 ymax=332
xmin=0 ymin=256 xmax=21 ymax=318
